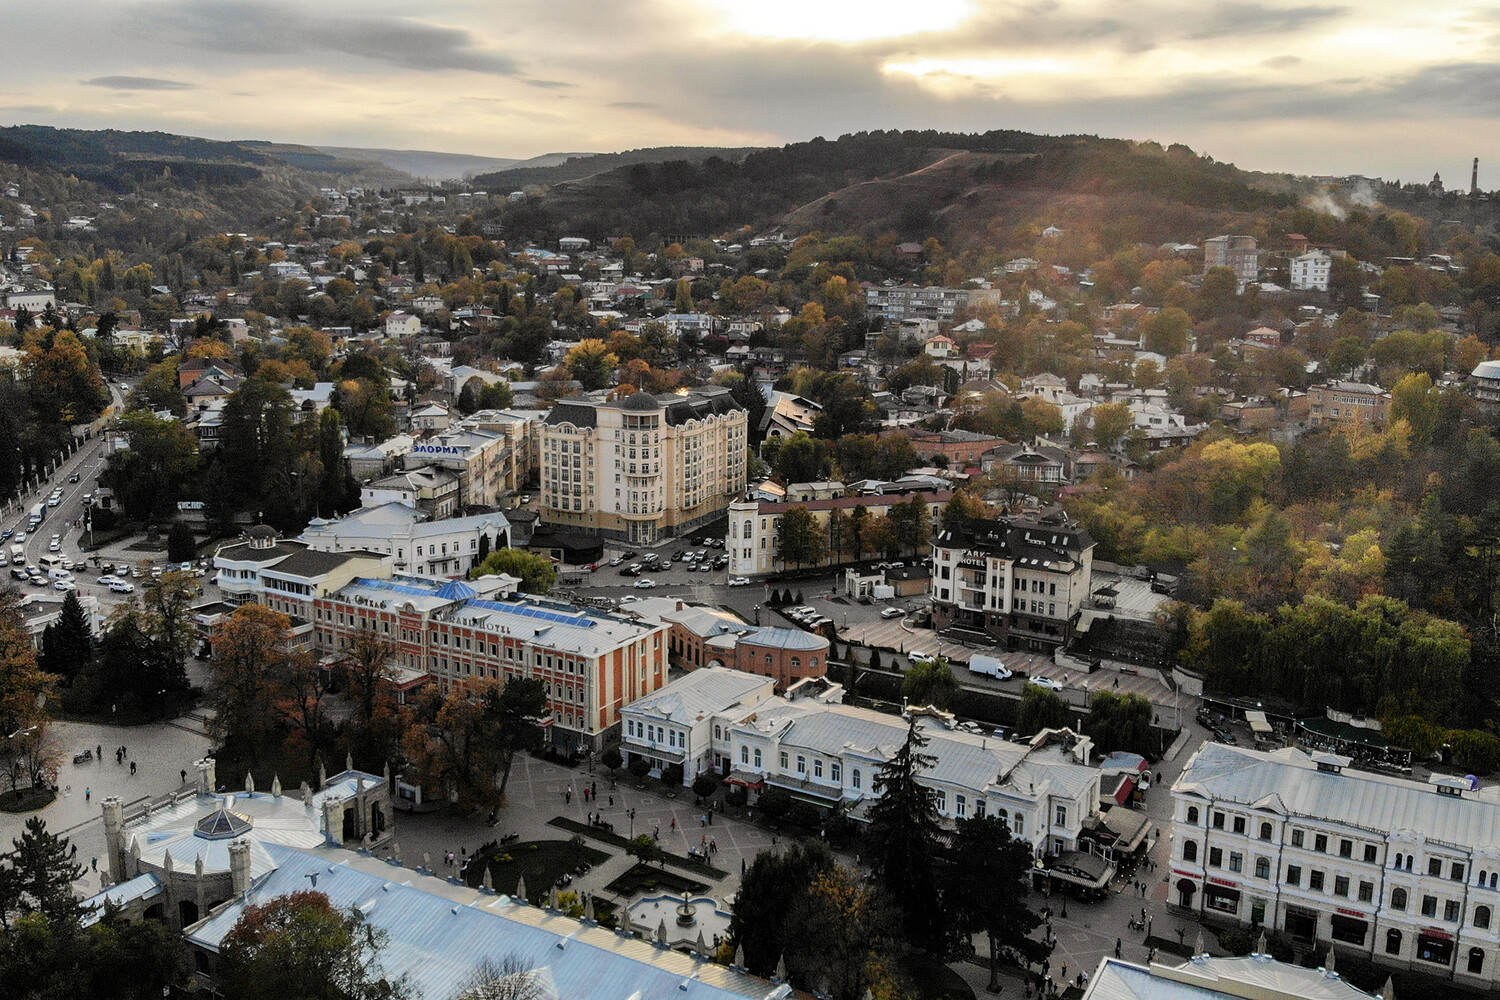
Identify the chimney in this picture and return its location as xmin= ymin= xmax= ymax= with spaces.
xmin=1474 ymin=158 xmax=1481 ymax=196
xmin=323 ymin=798 xmax=344 ymax=845
xmin=101 ymin=797 xmax=125 ymax=883
xmin=228 ymin=838 xmax=251 ymax=897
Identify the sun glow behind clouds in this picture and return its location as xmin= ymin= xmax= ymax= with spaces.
xmin=699 ymin=0 xmax=976 ymax=42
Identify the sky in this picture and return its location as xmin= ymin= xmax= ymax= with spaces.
xmin=5 ymin=0 xmax=1499 ymax=184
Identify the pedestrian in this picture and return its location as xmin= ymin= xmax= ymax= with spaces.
xmin=115 ymin=749 xmax=121 ymax=765
xmin=591 ymin=780 xmax=596 ymax=797
xmin=609 ymin=795 xmax=614 ymax=806
xmin=91 ymin=857 xmax=97 ymax=871
xmin=671 ymin=817 xmax=677 ymax=831
xmin=741 ymin=858 xmax=747 ymax=875
xmin=1147 ymin=916 xmax=1153 ymax=937
xmin=1115 ymin=938 xmax=1122 ymax=958
xmin=700 ymin=814 xmax=706 ymax=827
xmin=565 ymin=790 xmax=571 ymax=804
xmin=708 ymin=811 xmax=713 ymax=826
xmin=96 ymin=744 xmax=101 ymax=760
xmin=710 ymin=838 xmax=716 ymax=853
xmin=653 ymin=825 xmax=660 ymax=839
xmin=129 ymin=761 xmax=136 ymax=775
xmin=1141 ymin=905 xmax=1147 ymax=922
xmin=85 ymin=787 xmax=90 ymax=802
xmin=181 ymin=769 xmax=187 ymax=784
xmin=1061 ymin=964 xmax=1067 ymax=982
xmin=122 ymin=746 xmax=127 ymax=758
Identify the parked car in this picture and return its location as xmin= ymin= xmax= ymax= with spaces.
xmin=97 ymin=575 xmax=121 ymax=586
xmin=10 ymin=568 xmax=27 ymax=581
xmin=68 ymin=473 xmax=79 ymax=483
xmin=794 ymin=607 xmax=817 ymax=616
xmin=108 ymin=580 xmax=136 ymax=594
xmin=1 ymin=529 xmax=12 ymax=540
xmin=608 ymin=556 xmax=623 ymax=566
xmin=633 ymin=578 xmax=657 ymax=589
xmin=880 ymin=607 xmax=905 ymax=619
xmin=728 ymin=576 xmax=751 ymax=587
xmin=53 ymin=580 xmax=76 ymax=592
xmin=1028 ymin=677 xmax=1066 ymax=692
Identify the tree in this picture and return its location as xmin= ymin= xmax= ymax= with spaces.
xmin=38 ymin=591 xmax=92 ymax=685
xmin=775 ymin=507 xmax=825 ymax=570
xmin=902 ymin=657 xmax=960 ymax=710
xmin=7 ymin=817 xmax=87 ymax=928
xmin=785 ymin=867 xmax=897 ymax=1000
xmin=691 ymin=771 xmax=721 ymax=800
xmin=401 ymin=677 xmax=547 ymax=809
xmin=563 ymin=339 xmax=619 ymax=391
xmin=1089 ymin=402 xmax=1133 ymax=449
xmin=945 ymin=815 xmax=1050 ymax=990
xmin=600 ymin=746 xmax=622 ymax=771
xmin=865 ymin=718 xmax=949 ymax=954
xmin=166 ymin=521 xmax=196 ymax=563
xmin=218 ymin=891 xmax=409 ymax=1000
xmin=472 ymin=549 xmax=557 ymax=595
xmin=1018 ymin=684 xmax=1073 ymax=735
xmin=478 ymin=380 xmax=514 ymax=410
xmin=627 ymin=755 xmax=651 ymax=780
xmin=1084 ymin=691 xmax=1156 ymax=758
xmin=25 ymin=330 xmax=109 ymax=424
xmin=456 ymin=379 xmax=482 ymax=415
xmin=208 ymin=603 xmax=291 ymax=762
xmin=889 ymin=497 xmax=930 ymax=556
xmin=1141 ymin=307 xmax=1192 ymax=356
xmin=768 ymin=431 xmax=828 ymax=484
xmin=0 ymin=593 xmax=54 ymax=797
xmin=729 ymin=841 xmax=836 ymax=976
xmin=626 ymin=834 xmax=664 ymax=868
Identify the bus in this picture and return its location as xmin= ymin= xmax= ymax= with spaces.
xmin=27 ymin=503 xmax=44 ymax=528
xmin=38 ymin=554 xmax=63 ymax=574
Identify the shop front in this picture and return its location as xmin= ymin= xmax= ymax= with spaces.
xmin=1330 ymin=910 xmax=1368 ymax=947
xmin=1204 ymin=879 xmax=1241 ymax=916
xmin=1284 ymin=905 xmax=1319 ymax=943
xmin=1418 ymin=928 xmax=1454 ymax=967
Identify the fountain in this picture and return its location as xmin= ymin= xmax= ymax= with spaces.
xmin=675 ymin=891 xmax=697 ymax=927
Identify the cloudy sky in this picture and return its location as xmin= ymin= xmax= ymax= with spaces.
xmin=6 ymin=0 xmax=1498 ymax=183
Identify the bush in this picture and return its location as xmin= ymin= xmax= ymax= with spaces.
xmin=601 ymin=746 xmax=623 ymax=771
xmin=795 ymin=590 xmax=803 ymax=604
xmin=786 ymin=802 xmax=822 ymax=828
xmin=756 ymin=787 xmax=792 ymax=821
xmin=725 ymin=785 xmax=748 ymax=807
xmin=628 ymin=755 xmax=651 ymax=779
xmin=661 ymin=763 xmax=684 ymax=787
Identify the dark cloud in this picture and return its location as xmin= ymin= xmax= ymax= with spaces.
xmin=1261 ymin=55 xmax=1303 ymax=68
xmin=525 ymin=79 xmax=574 ymax=89
xmin=1183 ymin=3 xmax=1347 ymax=40
xmin=131 ymin=1 xmax=520 ymax=75
xmin=83 ymin=75 xmax=195 ymax=91
xmin=609 ymin=101 xmax=659 ymax=109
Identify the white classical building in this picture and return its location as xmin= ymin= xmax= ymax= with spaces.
xmin=620 ymin=666 xmax=778 ymax=784
xmin=729 ymin=700 xmax=1102 ymax=857
xmin=1171 ymin=742 xmax=1500 ymax=989
xmin=299 ymin=502 xmax=510 ymax=578
xmin=1291 ymin=250 xmax=1334 ymax=292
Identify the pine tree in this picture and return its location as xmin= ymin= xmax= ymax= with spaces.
xmin=39 ymin=592 xmax=92 ymax=684
xmin=166 ymin=521 xmax=197 ymax=563
xmin=866 ymin=718 xmax=951 ymax=954
xmin=8 ymin=816 xmax=88 ymax=927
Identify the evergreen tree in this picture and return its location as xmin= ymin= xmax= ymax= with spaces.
xmin=38 ymin=592 xmax=92 ymax=684
xmin=456 ymin=379 xmax=481 ymax=415
xmin=8 ymin=817 xmax=88 ymax=927
xmin=166 ymin=521 xmax=196 ymax=563
xmin=946 ymin=815 xmax=1051 ymax=990
xmin=866 ymin=718 xmax=951 ymax=954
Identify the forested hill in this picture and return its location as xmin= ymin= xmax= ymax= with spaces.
xmin=469 ymin=145 xmax=767 ymax=190
xmin=488 ymin=129 xmax=1294 ymax=249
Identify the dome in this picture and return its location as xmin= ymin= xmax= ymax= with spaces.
xmin=194 ymin=807 xmax=253 ymax=840
xmin=620 ymin=391 xmax=663 ymax=412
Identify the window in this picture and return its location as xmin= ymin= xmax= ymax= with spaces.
xmin=1364 ymin=844 xmax=1378 ymax=864
xmin=1359 ymin=881 xmax=1374 ymax=902
xmin=935 ymin=790 xmax=947 ymax=811
xmin=1013 ymin=814 xmax=1024 ymax=836
xmin=1339 ymin=839 xmax=1353 ymax=859
xmin=753 ymin=749 xmax=762 ymax=768
xmin=831 ymin=763 xmax=841 ymax=783
xmin=1453 ymin=862 xmax=1467 ymax=882
xmin=1422 ymin=895 xmax=1438 ymax=918
xmin=1213 ymin=811 xmax=1225 ymax=830
xmin=1334 ymin=876 xmax=1349 ymax=897
xmin=1233 ymin=817 xmax=1246 ymax=835
xmin=1286 ymin=864 xmax=1301 ymax=886
xmin=796 ymin=755 xmax=806 ymax=774
xmin=1478 ymin=906 xmax=1493 ymax=930
xmin=1430 ymin=858 xmax=1443 ymax=878
xmin=1229 ymin=852 xmax=1243 ymax=874
xmin=1386 ymin=929 xmax=1403 ymax=955
xmin=813 ymin=759 xmax=822 ymax=778
xmin=1446 ymin=900 xmax=1460 ymax=922
xmin=1309 ymin=870 xmax=1325 ymax=892
xmin=1259 ymin=822 xmax=1273 ymax=841
xmin=1054 ymin=805 xmax=1068 ymax=827
xmin=1392 ymin=888 xmax=1408 ymax=911
xmin=740 ymin=746 xmax=748 ymax=764
xmin=956 ymin=795 xmax=967 ymax=818
xmin=1471 ymin=948 xmax=1486 ymax=975
xmin=779 ymin=752 xmax=788 ymax=769
xmin=1314 ymin=834 xmax=1328 ymax=853
xmin=1187 ymin=806 xmax=1199 ymax=824
xmin=851 ymin=768 xmax=860 ymax=789
xmin=1184 ymin=841 xmax=1198 ymax=863
xmin=1255 ymin=857 xmax=1271 ymax=879
xmin=1209 ymin=847 xmax=1223 ymax=868
xmin=1291 ymin=829 xmax=1305 ymax=848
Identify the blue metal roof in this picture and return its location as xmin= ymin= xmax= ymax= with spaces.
xmin=81 ymin=872 xmax=163 ymax=926
xmin=435 ymin=579 xmax=478 ymax=601
xmin=188 ymin=843 xmax=785 ymax=1000
xmin=466 ymin=600 xmax=597 ymax=629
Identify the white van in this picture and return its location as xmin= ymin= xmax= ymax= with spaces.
xmin=38 ymin=554 xmax=64 ymax=573
xmin=9 ymin=544 xmax=24 ymax=564
xmin=47 ymin=568 xmax=73 ymax=583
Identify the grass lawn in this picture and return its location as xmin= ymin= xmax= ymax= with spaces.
xmin=467 ymin=839 xmax=609 ymax=907
xmin=604 ymin=862 xmax=709 ymax=899
xmin=548 ymin=816 xmax=727 ymax=878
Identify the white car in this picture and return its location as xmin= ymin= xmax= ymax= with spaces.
xmin=618 ymin=595 xmax=642 ymax=604
xmin=608 ymin=556 xmax=623 ymax=566
xmin=880 ymin=607 xmax=905 ymax=619
xmin=1028 ymin=677 xmax=1066 ymax=692
xmin=727 ymin=577 xmax=751 ymax=587
xmin=633 ymin=579 xmax=657 ymax=589
xmin=107 ymin=580 xmax=135 ymax=594
xmin=53 ymin=580 xmax=76 ymax=592
xmin=13 ymin=533 xmax=25 ymax=544
xmin=97 ymin=574 xmax=121 ymax=586
xmin=793 ymin=606 xmax=817 ymax=616
xmin=47 ymin=540 xmax=60 ymax=552
xmin=46 ymin=496 xmax=60 ymax=507
xmin=906 ymin=650 xmax=932 ymax=663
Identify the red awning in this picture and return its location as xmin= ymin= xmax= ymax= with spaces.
xmin=1113 ymin=776 xmax=1137 ymax=805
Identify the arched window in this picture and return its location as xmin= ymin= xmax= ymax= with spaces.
xmin=1407 ymin=856 xmax=1414 ymax=872
xmin=1491 ymin=873 xmax=1498 ymax=889
xmin=1259 ymin=822 xmax=1272 ymax=840
xmin=1478 ymin=906 xmax=1492 ymax=930
xmin=810 ymin=657 xmax=819 ymax=669
xmin=743 ymin=520 xmax=752 ymax=538
xmin=1395 ymin=853 xmax=1404 ymax=869
xmin=753 ymin=748 xmax=762 ymax=768
xmin=790 ymin=657 xmax=801 ymax=670
xmin=1471 ymin=948 xmax=1486 ymax=975
xmin=1482 ymin=870 xmax=1489 ymax=887
xmin=1187 ymin=806 xmax=1199 ymax=825
xmin=1392 ymin=888 xmax=1408 ymax=911
xmin=852 ymin=768 xmax=861 ymax=789
xmin=1183 ymin=840 xmax=1198 ymax=863
xmin=740 ymin=746 xmax=749 ymax=764
xmin=1386 ymin=929 xmax=1403 ymax=955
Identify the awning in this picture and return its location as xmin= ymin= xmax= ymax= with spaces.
xmin=725 ymin=770 xmax=765 ymax=789
xmin=1111 ymin=775 xmax=1137 ymax=805
xmin=1246 ymin=710 xmax=1272 ymax=734
xmin=1100 ymin=807 xmax=1154 ymax=853
xmin=1037 ymin=851 xmax=1116 ymax=890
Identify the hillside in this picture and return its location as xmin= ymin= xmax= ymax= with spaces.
xmin=484 ymin=129 xmax=1285 ymax=247
xmin=308 ymin=146 xmax=589 ymax=181
xmin=469 ymin=145 xmax=764 ymax=190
